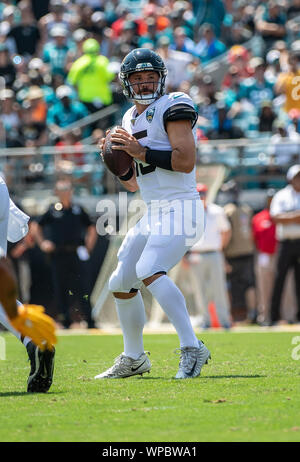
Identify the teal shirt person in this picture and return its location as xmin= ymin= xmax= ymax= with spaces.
xmin=192 ymin=0 xmax=226 ymax=37
xmin=47 ymin=85 xmax=89 ymax=135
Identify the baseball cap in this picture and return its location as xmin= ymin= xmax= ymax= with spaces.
xmin=50 ymin=25 xmax=68 ymax=38
xmin=286 ymin=165 xmax=300 ymax=181
xmin=266 ymin=49 xmax=280 ymax=64
xmin=249 ymin=57 xmax=264 ymax=69
xmin=73 ymin=28 xmax=88 ymax=42
xmin=0 ymin=88 xmax=14 ymax=100
xmin=26 ymin=86 xmax=44 ymax=100
xmin=56 ymin=85 xmax=72 ymax=99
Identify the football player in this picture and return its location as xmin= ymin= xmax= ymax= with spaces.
xmin=96 ymin=48 xmax=211 ymax=379
xmin=0 ymin=177 xmax=56 ymax=392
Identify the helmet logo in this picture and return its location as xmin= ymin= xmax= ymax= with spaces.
xmin=136 ymin=62 xmax=153 ymax=70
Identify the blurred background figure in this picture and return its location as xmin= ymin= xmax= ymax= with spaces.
xmin=67 ymin=38 xmax=115 ymax=114
xmin=186 ymin=183 xmax=232 ymax=329
xmin=33 ymin=179 xmax=97 ymax=329
xmin=251 ymin=189 xmax=277 ymax=324
xmin=269 ymin=165 xmax=300 ymax=325
xmin=223 ymin=181 xmax=258 ymax=323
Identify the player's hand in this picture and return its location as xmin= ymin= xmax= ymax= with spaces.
xmin=98 ymin=129 xmax=111 ymax=161
xmin=111 ymin=128 xmax=146 ymax=160
xmin=40 ymin=240 xmax=56 ymax=253
xmin=10 ymin=304 xmax=57 ymax=351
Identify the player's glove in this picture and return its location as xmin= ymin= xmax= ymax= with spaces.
xmin=10 ymin=304 xmax=57 ymax=351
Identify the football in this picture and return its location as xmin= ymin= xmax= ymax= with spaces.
xmin=102 ymin=126 xmax=132 ymax=177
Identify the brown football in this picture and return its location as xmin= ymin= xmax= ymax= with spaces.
xmin=102 ymin=126 xmax=132 ymax=177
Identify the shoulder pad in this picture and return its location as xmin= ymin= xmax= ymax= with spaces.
xmin=163 ymin=103 xmax=198 ymax=129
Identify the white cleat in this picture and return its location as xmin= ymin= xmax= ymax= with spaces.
xmin=175 ymin=340 xmax=211 ymax=379
xmin=95 ymin=352 xmax=151 ymax=379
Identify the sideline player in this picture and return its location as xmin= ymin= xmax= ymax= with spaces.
xmin=96 ymin=48 xmax=211 ymax=379
xmin=0 ymin=176 xmax=56 ymax=392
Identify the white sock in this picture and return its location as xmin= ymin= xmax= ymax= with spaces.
xmin=115 ymin=291 xmax=146 ymax=360
xmin=0 ymin=300 xmax=31 ymax=347
xmin=147 ymin=275 xmax=199 ymax=348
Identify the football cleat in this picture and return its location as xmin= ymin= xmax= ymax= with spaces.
xmin=175 ymin=340 xmax=211 ymax=379
xmin=94 ymin=352 xmax=151 ymax=379
xmin=26 ymin=341 xmax=55 ymax=393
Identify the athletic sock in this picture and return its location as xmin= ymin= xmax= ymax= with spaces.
xmin=0 ymin=301 xmax=31 ymax=346
xmin=115 ymin=291 xmax=146 ymax=360
xmin=147 ymin=275 xmax=199 ymax=348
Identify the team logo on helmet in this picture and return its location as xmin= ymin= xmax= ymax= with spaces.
xmin=136 ymin=62 xmax=153 ymax=70
xmin=146 ymin=107 xmax=155 ymax=123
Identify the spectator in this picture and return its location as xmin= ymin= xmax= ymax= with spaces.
xmin=207 ymin=100 xmax=244 ymax=140
xmin=19 ymin=86 xmax=48 ymax=148
xmin=258 ymin=100 xmax=276 ymax=133
xmin=223 ymin=181 xmax=258 ymax=323
xmin=0 ymin=43 xmax=16 ymax=88
xmin=138 ymin=17 xmax=158 ymax=48
xmin=67 ymin=38 xmax=115 ymax=113
xmin=269 ymin=165 xmax=300 ymax=325
xmin=197 ymin=75 xmax=218 ymax=127
xmin=252 ymin=189 xmax=277 ymax=324
xmin=42 ymin=24 xmax=74 ymax=78
xmin=0 ymin=88 xmax=21 ymax=147
xmin=38 ymin=0 xmax=73 ymax=45
xmin=156 ymin=35 xmax=194 ymax=92
xmin=270 ymin=119 xmax=300 ymax=165
xmin=194 ymin=23 xmax=226 ymax=63
xmin=34 ymin=179 xmax=98 ymax=329
xmin=255 ymin=0 xmax=287 ymax=50
xmin=8 ymin=1 xmax=41 ymax=58
xmin=47 ymin=84 xmax=89 ymax=138
xmin=186 ymin=183 xmax=232 ymax=329
xmin=192 ymin=0 xmax=226 ymax=38
xmin=169 ymin=26 xmax=195 ymax=55
xmin=276 ymin=51 xmax=300 ymax=113
xmin=239 ymin=57 xmax=275 ymax=110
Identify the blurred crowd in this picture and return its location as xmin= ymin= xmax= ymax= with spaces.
xmin=1 ymin=0 xmax=300 ymax=153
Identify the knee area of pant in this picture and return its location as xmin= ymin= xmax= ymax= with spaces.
xmin=108 ymin=271 xmax=123 ymax=293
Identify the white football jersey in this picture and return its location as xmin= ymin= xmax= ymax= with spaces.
xmin=122 ymin=92 xmax=199 ymax=206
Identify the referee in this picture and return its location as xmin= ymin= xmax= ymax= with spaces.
xmin=34 ymin=179 xmax=97 ymax=328
xmin=269 ymin=165 xmax=300 ymax=324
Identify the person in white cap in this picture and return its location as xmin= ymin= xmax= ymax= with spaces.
xmin=269 ymin=164 xmax=300 ymax=324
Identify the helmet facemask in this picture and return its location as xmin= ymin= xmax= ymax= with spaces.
xmin=126 ymin=70 xmax=165 ymax=105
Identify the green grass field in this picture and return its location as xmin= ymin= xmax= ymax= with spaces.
xmin=0 ymin=331 xmax=300 ymax=442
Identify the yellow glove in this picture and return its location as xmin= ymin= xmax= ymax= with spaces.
xmin=10 ymin=304 xmax=57 ymax=351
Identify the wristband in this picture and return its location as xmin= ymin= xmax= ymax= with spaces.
xmin=145 ymin=148 xmax=173 ymax=171
xmin=119 ymin=166 xmax=134 ymax=181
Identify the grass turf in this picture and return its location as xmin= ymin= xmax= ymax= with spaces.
xmin=0 ymin=331 xmax=300 ymax=442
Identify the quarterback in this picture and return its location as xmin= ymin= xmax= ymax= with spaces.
xmin=96 ymin=48 xmax=211 ymax=379
xmin=0 ymin=177 xmax=56 ymax=392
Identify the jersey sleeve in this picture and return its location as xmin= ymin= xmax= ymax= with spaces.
xmin=162 ymin=92 xmax=198 ymax=129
